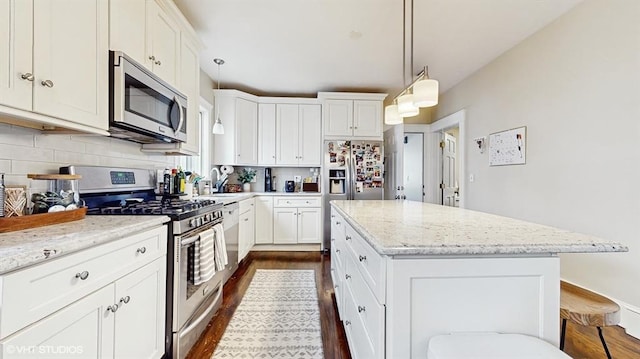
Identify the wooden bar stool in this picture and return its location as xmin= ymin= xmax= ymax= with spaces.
xmin=560 ymin=281 xmax=621 ymax=359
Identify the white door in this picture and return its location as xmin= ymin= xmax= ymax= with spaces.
xmin=0 ymin=284 xmax=115 ymax=359
xmin=258 ymin=103 xmax=277 ymax=165
xmin=255 ymin=197 xmax=274 ymax=244
xmin=114 ymin=258 xmax=166 ymax=359
xmin=0 ymin=0 xmax=32 ymax=111
xmin=353 ymin=100 xmax=382 ymax=138
xmin=109 ymin=0 xmax=146 ymax=66
xmin=297 ymin=207 xmax=321 ymax=244
xmin=403 ymin=133 xmax=424 ymax=202
xmin=275 ymin=104 xmax=299 ymax=165
xmin=323 ymin=99 xmax=353 ymax=137
xmin=273 ymin=207 xmax=298 ymax=244
xmin=146 ymin=0 xmax=179 ymax=86
xmin=298 ymin=104 xmax=322 ymax=166
xmin=179 ymin=34 xmax=200 ymax=155
xmin=235 ymin=98 xmax=258 ymax=165
xmin=442 ymin=132 xmax=458 ymax=207
xmin=33 ymin=0 xmax=108 ymax=130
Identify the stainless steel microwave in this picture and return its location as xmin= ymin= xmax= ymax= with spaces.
xmin=109 ymin=51 xmax=187 ymax=144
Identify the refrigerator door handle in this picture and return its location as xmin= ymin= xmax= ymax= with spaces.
xmin=345 ymin=157 xmax=352 ymax=200
xmin=349 ymin=157 xmax=356 ymax=200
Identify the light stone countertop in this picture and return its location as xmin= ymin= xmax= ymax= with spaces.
xmin=0 ymin=216 xmax=170 ymax=274
xmin=200 ymin=191 xmax=321 ymax=205
xmin=331 ymin=200 xmax=628 ymax=256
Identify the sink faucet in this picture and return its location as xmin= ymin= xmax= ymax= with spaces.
xmin=209 ymin=167 xmax=220 ymax=182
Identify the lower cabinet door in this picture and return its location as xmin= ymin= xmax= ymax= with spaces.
xmin=114 ymin=257 xmax=166 ymax=359
xmin=297 ymin=207 xmax=322 ymax=244
xmin=0 ymin=284 xmax=115 ymax=359
xmin=273 ymin=207 xmax=298 ymax=244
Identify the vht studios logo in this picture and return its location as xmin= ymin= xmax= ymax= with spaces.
xmin=5 ymin=345 xmax=84 ymax=356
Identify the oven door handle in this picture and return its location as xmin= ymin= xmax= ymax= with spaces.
xmin=179 ymin=284 xmax=222 ymax=338
xmin=180 ymin=235 xmax=200 ymax=247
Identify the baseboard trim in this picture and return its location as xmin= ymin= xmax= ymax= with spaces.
xmin=251 ymin=244 xmax=321 ymax=252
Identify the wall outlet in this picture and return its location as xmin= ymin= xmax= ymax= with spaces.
xmin=473 ymin=137 xmax=486 ymax=153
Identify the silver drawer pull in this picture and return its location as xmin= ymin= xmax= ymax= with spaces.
xmin=335 ymin=248 xmax=340 ymax=253
xmin=345 ymin=320 xmax=351 ymax=326
xmin=359 ymin=255 xmax=367 ymax=262
xmin=336 ymin=221 xmax=341 ymax=225
xmin=107 ymin=303 xmax=119 ymax=313
xmin=331 ymin=237 xmax=335 ymax=242
xmin=119 ymin=296 xmax=131 ymax=304
xmin=20 ymin=73 xmax=34 ymax=81
xmin=335 ymin=284 xmax=339 ymax=289
xmin=345 ymin=235 xmax=351 ymax=241
xmin=136 ymin=247 xmax=147 ymax=254
xmin=345 ymin=274 xmax=351 ymax=280
xmin=331 ymin=214 xmax=335 ymax=218
xmin=75 ymin=271 xmax=89 ymax=280
xmin=358 ymin=305 xmax=366 ymax=313
xmin=41 ymin=79 xmax=54 ymax=88
xmin=155 ymin=60 xmax=161 ymax=65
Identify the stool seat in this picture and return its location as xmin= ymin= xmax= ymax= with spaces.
xmin=427 ymin=333 xmax=570 ymax=358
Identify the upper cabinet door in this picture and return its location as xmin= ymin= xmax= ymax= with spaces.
xmin=353 ymin=100 xmax=382 ymax=138
xmin=298 ymin=104 xmax=321 ymax=166
xmin=147 ymin=0 xmax=179 ymax=87
xmin=178 ymin=34 xmax=200 ymax=155
xmin=32 ymin=0 xmax=109 ymax=131
xmin=323 ymin=99 xmax=353 ymax=137
xmin=258 ymin=103 xmax=276 ymax=165
xmin=0 ymin=0 xmax=33 ymax=111
xmin=235 ymin=98 xmax=258 ymax=165
xmin=109 ymin=0 xmax=146 ymax=67
xmin=275 ymin=104 xmax=300 ymax=166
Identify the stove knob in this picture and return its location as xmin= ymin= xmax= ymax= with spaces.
xmin=196 ymin=217 xmax=203 ymax=226
xmin=189 ymin=219 xmax=196 ymax=228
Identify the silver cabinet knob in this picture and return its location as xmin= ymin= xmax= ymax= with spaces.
xmin=119 ymin=296 xmax=131 ymax=304
xmin=75 ymin=271 xmax=89 ymax=280
xmin=358 ymin=305 xmax=366 ymax=313
xmin=107 ymin=303 xmax=119 ymax=313
xmin=336 ymin=221 xmax=341 ymax=225
xmin=149 ymin=55 xmax=155 ymax=61
xmin=331 ymin=214 xmax=335 ymax=218
xmin=345 ymin=274 xmax=351 ymax=280
xmin=345 ymin=320 xmax=351 ymax=326
xmin=20 ymin=73 xmax=34 ymax=81
xmin=136 ymin=247 xmax=146 ymax=254
xmin=335 ymin=248 xmax=340 ymax=253
xmin=41 ymin=80 xmax=54 ymax=88
xmin=155 ymin=60 xmax=161 ymax=65
xmin=346 ymin=235 xmax=351 ymax=241
xmin=244 ymin=218 xmax=249 ymax=221
xmin=359 ymin=255 xmax=367 ymax=262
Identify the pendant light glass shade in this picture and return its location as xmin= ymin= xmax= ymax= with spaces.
xmin=397 ymin=93 xmax=419 ymax=117
xmin=212 ymin=116 xmax=224 ymax=134
xmin=413 ymin=78 xmax=439 ymax=107
xmin=384 ymin=104 xmax=402 ymax=125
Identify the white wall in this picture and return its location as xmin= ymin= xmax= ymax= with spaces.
xmin=435 ymin=0 xmax=640 ymax=333
xmin=0 ymin=122 xmax=174 ymax=189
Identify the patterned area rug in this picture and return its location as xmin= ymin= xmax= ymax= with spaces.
xmin=212 ymin=269 xmax=324 ymax=358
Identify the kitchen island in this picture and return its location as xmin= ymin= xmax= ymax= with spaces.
xmin=329 ymin=200 xmax=627 ymax=359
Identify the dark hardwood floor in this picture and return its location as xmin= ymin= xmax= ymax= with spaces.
xmin=186 ymin=251 xmax=640 ymax=359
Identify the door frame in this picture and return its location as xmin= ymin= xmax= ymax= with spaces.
xmin=427 ymin=109 xmax=466 ymax=208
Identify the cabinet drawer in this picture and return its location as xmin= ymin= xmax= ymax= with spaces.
xmin=273 ymin=196 xmax=321 ymax=207
xmin=0 ymin=226 xmax=167 ymax=339
xmin=345 ymin=225 xmax=386 ymax=304
xmin=330 ymin=209 xmax=345 ymax=239
xmin=342 ymin=277 xmax=384 ymax=359
xmin=239 ymin=198 xmax=255 ymax=214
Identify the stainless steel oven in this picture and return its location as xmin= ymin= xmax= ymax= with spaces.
xmin=109 ymin=51 xmax=187 ymax=144
xmin=172 ymin=214 xmax=224 ymax=359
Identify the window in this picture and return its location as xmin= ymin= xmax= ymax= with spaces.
xmin=177 ymin=98 xmax=212 ymax=178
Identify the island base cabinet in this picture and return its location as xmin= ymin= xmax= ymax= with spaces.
xmin=114 ymin=257 xmax=166 ymax=359
xmin=385 ymin=256 xmax=560 ymax=358
xmin=0 ymin=284 xmax=115 ymax=359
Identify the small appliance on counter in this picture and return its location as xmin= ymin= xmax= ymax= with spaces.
xmin=285 ymin=180 xmax=295 ymax=192
xmin=264 ymin=168 xmax=273 ymax=192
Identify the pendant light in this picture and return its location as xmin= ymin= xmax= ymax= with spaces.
xmin=384 ymin=101 xmax=402 ymax=125
xmin=212 ymin=58 xmax=225 ymax=135
xmin=398 ymin=91 xmax=419 ymax=117
xmin=412 ymin=66 xmax=439 ymax=107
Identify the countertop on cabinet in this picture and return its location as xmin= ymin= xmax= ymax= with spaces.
xmin=0 ymin=215 xmax=170 ymax=275
xmin=330 ymin=200 xmax=628 ymax=257
xmin=200 ymin=191 xmax=321 ymax=205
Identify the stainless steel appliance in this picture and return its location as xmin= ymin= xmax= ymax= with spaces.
xmin=323 ymin=140 xmax=384 ymax=249
xmin=109 ymin=51 xmax=187 ymax=144
xmin=62 ymin=166 xmax=224 ymax=359
xmin=221 ymin=202 xmax=239 ymax=284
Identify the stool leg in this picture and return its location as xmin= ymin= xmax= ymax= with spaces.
xmin=597 ymin=327 xmax=613 ymax=359
xmin=560 ymin=319 xmax=567 ymax=350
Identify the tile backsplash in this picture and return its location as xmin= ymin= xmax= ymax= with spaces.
xmin=220 ymin=166 xmax=320 ymax=193
xmin=0 ymin=123 xmax=174 ymax=189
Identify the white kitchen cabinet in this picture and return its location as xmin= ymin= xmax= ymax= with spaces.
xmin=318 ymin=93 xmax=387 ymax=140
xmin=114 ymin=258 xmax=166 ymax=359
xmin=258 ymin=103 xmax=277 ymax=165
xmin=0 ymin=226 xmax=167 ymax=358
xmin=109 ymin=0 xmax=147 ymax=67
xmin=0 ymin=284 xmax=116 ymax=359
xmin=212 ymin=90 xmax=260 ymax=166
xmin=146 ymin=0 xmax=180 ymax=87
xmin=141 ymin=32 xmax=201 ymax=156
xmin=238 ymin=198 xmax=255 ymax=261
xmin=255 ymin=196 xmax=274 ymax=244
xmin=275 ymin=104 xmax=321 ymax=166
xmin=0 ymin=0 xmax=109 ymax=133
xmin=273 ymin=196 xmax=322 ymax=244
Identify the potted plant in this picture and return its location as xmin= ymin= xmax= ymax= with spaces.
xmin=237 ymin=168 xmax=256 ymax=192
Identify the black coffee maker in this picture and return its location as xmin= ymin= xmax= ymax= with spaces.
xmin=264 ymin=168 xmax=273 ymax=192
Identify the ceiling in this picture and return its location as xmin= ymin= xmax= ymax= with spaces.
xmin=174 ymin=0 xmax=582 ymax=99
